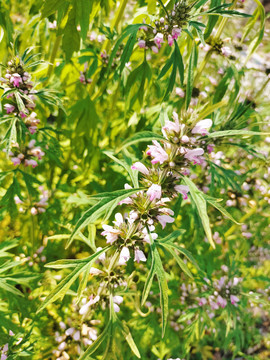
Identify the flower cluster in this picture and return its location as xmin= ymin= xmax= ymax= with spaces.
xmin=198 ymin=271 xmax=242 ymax=310
xmin=138 ymin=1 xmax=191 ymax=53
xmin=52 ymin=319 xmax=99 ymax=359
xmin=6 ymin=139 xmax=45 ymax=168
xmin=0 ymin=57 xmax=40 ymax=134
xmin=79 ymin=62 xmax=92 ymax=85
xmin=15 ymin=245 xmax=46 ymax=267
xmin=101 ymin=112 xmax=213 ymax=264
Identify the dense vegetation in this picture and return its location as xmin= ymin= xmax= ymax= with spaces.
xmin=0 ymin=0 xmax=269 ymax=359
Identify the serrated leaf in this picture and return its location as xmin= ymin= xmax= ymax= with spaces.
xmin=116 ymin=131 xmax=164 ymax=152
xmin=104 ymin=151 xmax=139 ymax=188
xmin=183 ymin=176 xmax=215 ymax=249
xmin=207 ymin=130 xmax=268 ymax=138
xmin=62 ymin=10 xmax=80 ymax=60
xmin=68 ymin=188 xmax=143 ymax=247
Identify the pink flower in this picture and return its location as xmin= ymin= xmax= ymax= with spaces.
xmin=138 ymin=39 xmax=146 ymax=48
xmin=119 ymin=246 xmax=130 ymax=265
xmin=221 ymin=46 xmax=231 ymax=57
xmin=131 ymin=161 xmax=149 ymax=175
xmin=101 ymin=225 xmax=121 ymax=244
xmin=11 ymin=157 xmax=21 ymax=166
xmin=134 ymin=249 xmax=147 ymax=263
xmin=14 ymin=195 xmax=23 ymax=204
xmin=147 ymin=140 xmax=168 ymax=164
xmin=151 ymin=46 xmax=159 ymax=53
xmin=172 ymin=27 xmax=181 ymax=40
xmin=30 ymin=147 xmax=45 ymax=160
xmin=31 ymin=207 xmax=38 ymax=215
xmin=217 ymin=295 xmax=227 ymax=308
xmin=184 ymin=148 xmax=204 ymax=164
xmin=20 ymin=110 xmax=29 ymax=118
xmin=207 ymin=144 xmax=214 ymax=153
xmin=24 ymin=159 xmax=38 ymax=168
xmin=162 ymin=111 xmax=180 ymax=135
xmin=198 ymin=298 xmax=207 ymax=306
xmin=157 ymin=214 xmax=174 ymax=229
xmin=4 ymin=103 xmax=15 ymax=114
xmin=29 ymin=126 xmax=37 ymax=134
xmin=10 ymin=73 xmax=22 ymax=87
xmin=176 ymin=87 xmax=185 ymax=98
xmin=168 ymin=35 xmax=174 ymax=46
xmin=147 ymin=184 xmax=162 ymax=202
xmin=28 ymin=139 xmax=36 ymax=148
xmin=230 ymin=294 xmax=240 ymax=306
xmin=191 ymin=119 xmax=212 ymax=135
xmin=174 ymin=185 xmax=189 ymax=200
xmin=154 ymin=33 xmax=164 ymax=49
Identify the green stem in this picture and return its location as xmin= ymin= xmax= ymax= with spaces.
xmin=46 ymin=35 xmax=62 ymax=80
xmin=255 ymin=77 xmax=270 ymax=99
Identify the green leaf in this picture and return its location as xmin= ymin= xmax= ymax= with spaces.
xmin=103 ymin=150 xmax=139 ymax=188
xmin=160 ymin=41 xmax=184 ymax=100
xmin=74 ymin=0 xmax=91 ymax=40
xmin=0 ymin=279 xmax=23 ymax=297
xmin=153 ymin=243 xmax=168 ymax=337
xmin=204 ymin=195 xmax=242 ymax=225
xmin=14 ymin=91 xmax=26 ymax=112
xmin=117 ymin=321 xmax=141 ymax=358
xmin=207 ymin=130 xmax=269 ymax=138
xmin=185 ymin=43 xmax=197 ymax=110
xmin=244 ymin=0 xmax=265 ymax=63
xmin=46 ymin=247 xmax=109 ymax=269
xmin=183 ymin=176 xmax=215 ymax=249
xmin=41 ymin=0 xmax=67 ymax=18
xmin=161 ymin=244 xmax=193 ymax=278
xmin=38 ymin=249 xmax=108 ymax=313
xmin=204 ymin=0 xmax=221 ymax=39
xmin=68 ymin=188 xmax=143 ymax=247
xmin=79 ymin=321 xmax=111 ymax=360
xmin=116 ymin=131 xmax=164 ymax=152
xmin=62 ymin=10 xmax=80 ymax=61
xmin=142 ymin=233 xmax=168 ymax=337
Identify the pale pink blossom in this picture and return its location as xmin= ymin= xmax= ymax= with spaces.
xmin=168 ymin=35 xmax=174 ymax=46
xmin=174 ymin=185 xmax=189 ymax=200
xmin=31 ymin=207 xmax=38 ymax=215
xmin=134 ymin=249 xmax=147 ymax=263
xmin=157 ymin=214 xmax=174 ymax=229
xmin=172 ymin=27 xmax=181 ymax=40
xmin=10 ymin=73 xmax=22 ymax=87
xmin=176 ymin=87 xmax=185 ymax=98
xmin=101 ymin=225 xmax=121 ymax=244
xmin=151 ymin=45 xmax=159 ymax=53
xmin=230 ymin=294 xmax=240 ymax=305
xmin=221 ymin=46 xmax=231 ymax=57
xmin=11 ymin=157 xmax=21 ymax=166
xmin=25 ymin=159 xmax=38 ymax=168
xmin=138 ymin=39 xmax=146 ymax=48
xmin=119 ymin=246 xmax=130 ymax=265
xmin=154 ymin=33 xmax=164 ymax=49
xmin=147 ymin=184 xmax=162 ymax=201
xmin=30 ymin=147 xmax=45 ymax=160
xmin=147 ymin=140 xmax=168 ymax=164
xmin=184 ymin=148 xmax=204 ymax=164
xmin=4 ymin=103 xmax=15 ymax=114
xmin=131 ymin=162 xmax=149 ymax=175
xmin=198 ymin=298 xmax=207 ymax=306
xmin=162 ymin=111 xmax=180 ymax=134
xmin=113 ymin=295 xmax=123 ymax=305
xmin=217 ymin=295 xmax=227 ymax=308
xmin=191 ymin=119 xmax=212 ymax=135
